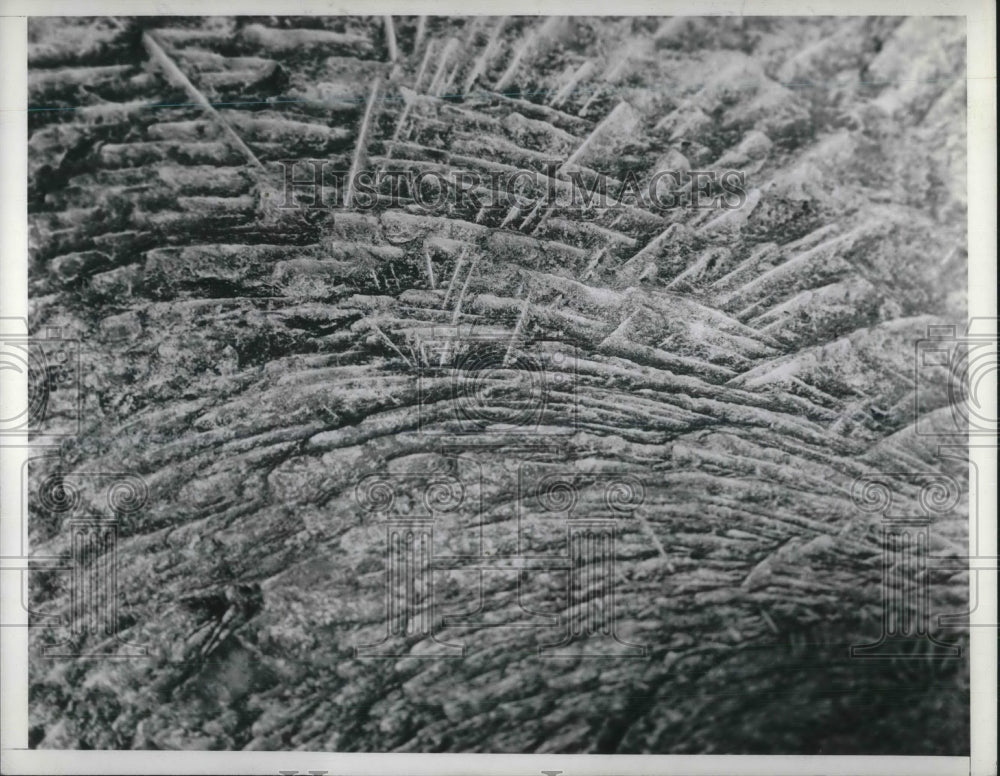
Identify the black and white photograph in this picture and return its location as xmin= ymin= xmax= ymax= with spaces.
xmin=0 ymin=3 xmax=996 ymax=774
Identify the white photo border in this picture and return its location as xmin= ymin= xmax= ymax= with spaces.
xmin=1 ymin=2 xmax=995 ymax=774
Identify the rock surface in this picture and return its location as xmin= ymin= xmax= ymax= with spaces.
xmin=25 ymin=16 xmax=969 ymax=753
